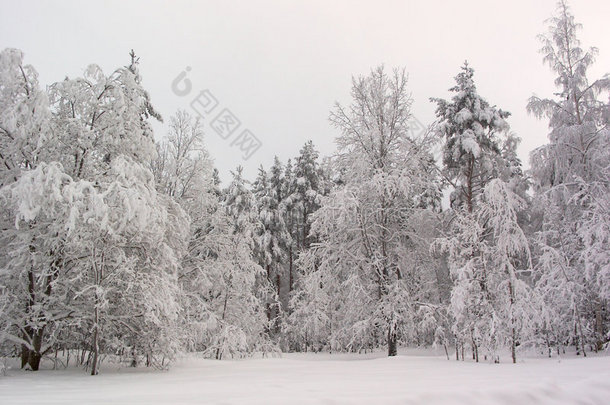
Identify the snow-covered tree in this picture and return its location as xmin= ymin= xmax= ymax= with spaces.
xmin=431 ymin=61 xmax=511 ymax=213
xmin=224 ymin=167 xmax=256 ymax=237
xmin=286 ymin=141 xmax=325 ymax=251
xmin=289 ymin=66 xmax=440 ymax=356
xmin=207 ymin=166 xmax=275 ymax=357
xmin=0 ymin=49 xmax=51 ymax=186
xmin=151 ymin=111 xmax=272 ymax=359
xmin=282 ymin=158 xmax=298 ymax=295
xmin=152 ymin=109 xmax=208 ymax=200
xmin=280 ymin=142 xmax=328 ymax=307
xmin=432 ymin=63 xmax=537 ymax=362
xmin=186 ymin=201 xmax=271 ymax=359
xmin=252 ymin=164 xmax=290 ymax=333
xmin=0 ymin=50 xmax=188 ymax=374
xmin=436 ymin=180 xmax=536 ymax=363
xmin=0 ymin=48 xmax=55 ymax=369
xmin=527 ymin=0 xmax=609 ymax=353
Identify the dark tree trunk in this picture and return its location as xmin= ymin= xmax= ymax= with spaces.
xmin=288 ymin=247 xmax=294 ymax=294
xmin=266 ymin=264 xmax=272 ymax=323
xmin=387 ymin=325 xmax=397 ymax=357
xmin=508 ymin=279 xmax=517 ymax=363
xmin=511 ymin=327 xmax=517 ymax=364
xmin=91 ymin=300 xmax=100 ymax=375
xmin=275 ymin=274 xmax=281 ymax=333
xmin=21 ymin=344 xmax=29 ymax=369
xmin=276 ymin=274 xmax=281 ymax=300
xmin=28 ymin=350 xmax=42 ymax=371
xmin=21 ymin=246 xmax=63 ymax=371
xmin=22 ymin=328 xmax=45 ymax=371
xmin=595 ymin=300 xmax=604 ymax=351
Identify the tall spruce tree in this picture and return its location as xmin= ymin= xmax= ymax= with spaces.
xmin=432 ymin=63 xmax=535 ymax=363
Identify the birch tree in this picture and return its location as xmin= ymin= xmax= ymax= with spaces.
xmin=527 ymin=0 xmax=609 ymax=353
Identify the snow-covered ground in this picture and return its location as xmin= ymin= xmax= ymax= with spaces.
xmin=1 ymin=350 xmax=609 ymax=404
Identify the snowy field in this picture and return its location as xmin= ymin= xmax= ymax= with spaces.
xmin=1 ymin=350 xmax=609 ymax=405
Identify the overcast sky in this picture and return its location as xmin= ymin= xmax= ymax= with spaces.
xmin=1 ymin=0 xmax=608 ymax=182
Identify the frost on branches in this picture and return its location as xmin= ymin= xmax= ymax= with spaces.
xmin=288 ymin=66 xmax=441 ymax=356
xmin=435 ymin=180 xmax=537 ymax=363
xmin=0 ymin=0 xmax=608 ymax=375
xmin=431 ymin=61 xmax=512 ymax=214
xmin=527 ymin=0 xmax=610 ymax=354
xmin=432 ymin=62 xmax=538 ymax=363
xmin=152 ymin=111 xmax=273 ymax=360
xmin=0 ymin=50 xmax=188 ymax=374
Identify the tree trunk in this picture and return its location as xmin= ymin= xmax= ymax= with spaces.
xmin=266 ymin=265 xmax=272 ymax=323
xmin=21 ymin=344 xmax=29 ymax=369
xmin=289 ymin=247 xmax=294 ymax=294
xmin=20 ymin=329 xmax=44 ymax=371
xmin=508 ymin=279 xmax=517 ymax=363
xmin=466 ymin=155 xmax=474 ymax=213
xmin=387 ymin=323 xmax=397 ymax=357
xmin=24 ymin=328 xmax=45 ymax=371
xmin=28 ymin=350 xmax=42 ymax=371
xmin=595 ymin=300 xmax=604 ymax=351
xmin=511 ymin=327 xmax=517 ymax=364
xmin=575 ymin=308 xmax=587 ymax=357
xmin=91 ymin=304 xmax=99 ymax=375
xmin=275 ymin=274 xmax=281 ymax=333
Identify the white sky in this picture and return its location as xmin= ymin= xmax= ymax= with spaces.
xmin=1 ymin=0 xmax=608 ymax=182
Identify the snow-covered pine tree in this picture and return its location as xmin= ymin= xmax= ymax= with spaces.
xmin=431 ymin=61 xmax=511 ymax=214
xmin=432 ymin=63 xmax=536 ymax=363
xmin=287 ymin=141 xmax=325 ymax=251
xmin=213 ymin=166 xmax=274 ymax=358
xmin=268 ymin=156 xmax=293 ymax=314
xmin=281 ymin=141 xmax=328 ymax=312
xmin=224 ymin=167 xmax=256 ymax=238
xmin=527 ymin=0 xmax=610 ymax=354
xmin=252 ymin=164 xmax=290 ymax=334
xmin=282 ymin=158 xmax=298 ymax=295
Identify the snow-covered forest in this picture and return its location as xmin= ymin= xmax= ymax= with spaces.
xmin=0 ymin=1 xmax=608 ymax=397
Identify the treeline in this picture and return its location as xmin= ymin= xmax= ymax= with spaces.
xmin=0 ymin=1 xmax=608 ymax=374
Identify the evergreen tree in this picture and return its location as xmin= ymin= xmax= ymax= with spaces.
xmin=431 ymin=62 xmax=511 ymax=213
xmin=252 ymin=165 xmax=289 ymax=333
xmin=287 ymin=141 xmax=325 ymax=251
xmin=432 ymin=63 xmax=535 ymax=362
